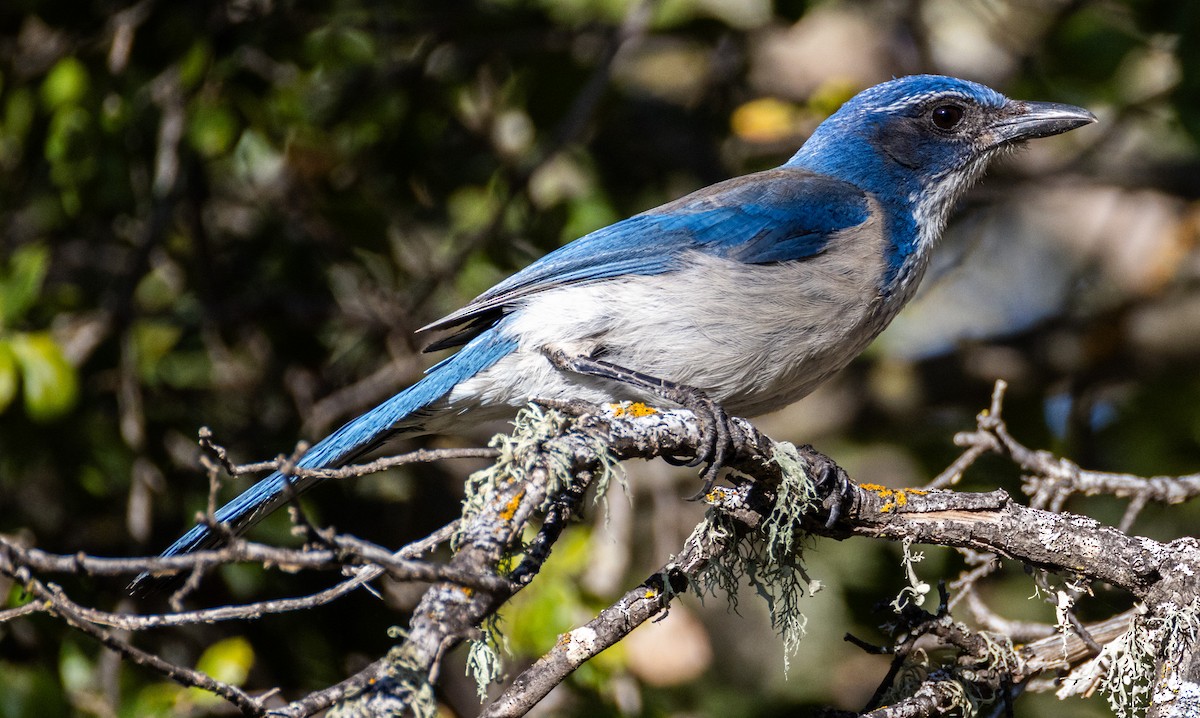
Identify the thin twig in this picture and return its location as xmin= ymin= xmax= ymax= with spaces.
xmin=18 ymin=574 xmax=265 ymax=716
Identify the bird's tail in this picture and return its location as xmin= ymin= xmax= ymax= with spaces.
xmin=129 ymin=331 xmax=516 ymax=594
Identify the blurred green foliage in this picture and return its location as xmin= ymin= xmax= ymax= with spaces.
xmin=0 ymin=244 xmax=77 ymax=420
xmin=0 ymin=0 xmax=1198 ymax=716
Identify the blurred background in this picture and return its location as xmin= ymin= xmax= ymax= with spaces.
xmin=1 ymin=0 xmax=1199 ymax=715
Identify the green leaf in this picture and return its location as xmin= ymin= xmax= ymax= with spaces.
xmin=1 ymin=86 xmax=36 ymax=155
xmin=58 ymin=641 xmax=94 ymax=696
xmin=0 ymin=243 xmax=49 ymax=327
xmin=40 ymin=57 xmax=88 ymax=110
xmin=133 ymin=262 xmax=183 ymax=313
xmin=232 ymin=128 xmax=284 ymax=187
xmin=8 ymin=331 xmax=78 ymax=421
xmin=130 ymin=682 xmax=184 ymax=718
xmin=334 ymin=27 xmax=376 ymax=65
xmin=563 ymin=194 xmax=619 ymax=241
xmin=503 ymin=527 xmax=597 ymax=654
xmin=131 ymin=320 xmax=183 ymax=382
xmin=304 ymin=26 xmax=377 ymax=67
xmin=0 ymin=340 xmax=17 ymax=414
xmin=447 ymin=184 xmax=502 ymax=235
xmin=187 ymin=101 xmax=239 ymax=157
xmin=6 ymin=581 xmax=34 ymax=608
xmin=177 ymin=41 xmax=211 ymax=90
xmin=45 ymin=105 xmax=96 ymax=188
xmin=0 ymin=660 xmax=69 ymax=717
xmin=157 ymin=351 xmax=212 ymax=389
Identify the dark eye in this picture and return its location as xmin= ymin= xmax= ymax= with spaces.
xmin=930 ymin=104 xmax=965 ymax=130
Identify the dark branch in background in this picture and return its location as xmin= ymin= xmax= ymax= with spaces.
xmin=931 ymin=381 xmax=1200 ymax=523
xmin=12 ymin=568 xmax=266 ymax=716
xmin=301 ymin=0 xmax=657 ymax=437
xmin=408 ymin=0 xmax=656 ymax=316
xmin=3 ymin=380 xmax=1199 ymax=717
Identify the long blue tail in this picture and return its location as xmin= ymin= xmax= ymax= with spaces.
xmin=130 ymin=331 xmax=516 ymax=593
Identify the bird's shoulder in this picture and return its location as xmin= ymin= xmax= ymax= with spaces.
xmin=648 ymin=166 xmax=868 ymax=227
xmin=418 ymin=167 xmax=871 ymax=348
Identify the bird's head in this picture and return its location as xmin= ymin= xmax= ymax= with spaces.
xmin=788 ymin=75 xmax=1095 ymax=274
xmin=790 ymin=75 xmax=1095 ymax=196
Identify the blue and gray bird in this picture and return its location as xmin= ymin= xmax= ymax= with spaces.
xmin=133 ymin=75 xmax=1093 ymax=591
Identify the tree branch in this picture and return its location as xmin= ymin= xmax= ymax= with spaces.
xmin=4 ymin=388 xmax=1198 ymax=717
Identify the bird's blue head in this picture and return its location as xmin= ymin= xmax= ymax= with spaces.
xmin=787 ymin=75 xmax=1094 ymax=283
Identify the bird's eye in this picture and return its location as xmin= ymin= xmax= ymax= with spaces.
xmin=930 ymin=104 xmax=965 ymax=131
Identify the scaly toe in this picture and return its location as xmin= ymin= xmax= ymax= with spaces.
xmin=812 ymin=456 xmax=853 ymax=528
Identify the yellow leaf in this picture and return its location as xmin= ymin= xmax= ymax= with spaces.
xmin=188 ymin=637 xmax=255 ymax=706
xmin=8 ymin=332 xmax=77 ymax=421
xmin=731 ymin=97 xmax=800 ymax=143
xmin=196 ymin=636 xmax=254 ymax=685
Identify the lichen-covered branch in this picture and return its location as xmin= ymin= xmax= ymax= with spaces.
xmin=3 ymin=386 xmax=1199 ymax=718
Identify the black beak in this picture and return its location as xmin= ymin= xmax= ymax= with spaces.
xmin=990 ymin=100 xmax=1097 ymax=146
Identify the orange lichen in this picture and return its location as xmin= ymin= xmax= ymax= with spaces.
xmin=859 ymin=484 xmax=927 ymax=513
xmin=499 ymin=488 xmax=526 ymax=522
xmin=609 ymin=402 xmax=658 ymax=418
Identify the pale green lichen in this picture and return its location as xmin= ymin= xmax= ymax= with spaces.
xmin=763 ymin=442 xmax=821 ymax=563
xmin=456 ymin=405 xmax=569 ymax=547
xmin=451 ymin=405 xmax=622 ymax=700
xmin=466 ymin=615 xmax=507 ymax=702
xmin=329 ymin=641 xmax=437 ymax=718
xmin=882 ymin=649 xmax=990 ymax=716
xmin=962 ymin=631 xmax=1019 ymax=709
xmin=933 ymin=675 xmax=977 ymax=714
xmin=977 ymin=630 xmax=1017 ymax=675
xmin=1059 ymin=598 xmax=1200 ymax=718
xmin=381 ymin=629 xmax=436 ymax=716
xmin=457 ymin=405 xmax=622 ymax=550
xmin=696 ymin=441 xmax=822 ymax=675
xmin=890 ymin=537 xmax=931 ymax=612
xmin=1058 ymin=613 xmax=1152 ymax=717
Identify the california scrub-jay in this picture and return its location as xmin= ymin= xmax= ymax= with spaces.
xmin=133 ymin=75 xmax=1094 ymax=590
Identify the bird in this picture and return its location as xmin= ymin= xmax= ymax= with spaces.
xmin=131 ymin=75 xmax=1094 ymax=593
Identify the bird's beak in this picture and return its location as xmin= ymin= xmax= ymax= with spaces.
xmin=989 ymin=100 xmax=1097 ymax=146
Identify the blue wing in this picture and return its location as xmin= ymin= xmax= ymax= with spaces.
xmin=419 ymin=167 xmax=869 ymax=348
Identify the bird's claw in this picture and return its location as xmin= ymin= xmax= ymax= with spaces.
xmin=539 ymin=348 xmax=736 ymax=498
xmin=803 ymin=448 xmax=855 ymax=526
xmin=666 ymin=388 xmax=734 ymax=500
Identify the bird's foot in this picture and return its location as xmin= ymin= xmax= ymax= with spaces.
xmin=801 ymin=446 xmax=855 ymax=526
xmin=659 ymin=386 xmax=734 ymax=500
xmin=543 ymin=349 xmax=736 ymax=497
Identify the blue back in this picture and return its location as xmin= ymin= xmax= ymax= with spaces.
xmin=421 ymin=168 xmax=870 ymax=343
